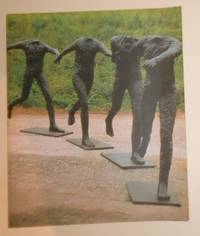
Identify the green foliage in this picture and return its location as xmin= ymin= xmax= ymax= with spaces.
xmin=7 ymin=7 xmax=184 ymax=111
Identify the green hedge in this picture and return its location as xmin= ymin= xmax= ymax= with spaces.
xmin=7 ymin=7 xmax=184 ymax=111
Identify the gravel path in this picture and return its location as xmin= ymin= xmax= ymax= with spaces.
xmin=8 ymin=108 xmax=188 ymax=227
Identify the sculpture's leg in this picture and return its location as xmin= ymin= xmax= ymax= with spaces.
xmin=72 ymin=75 xmax=94 ymax=147
xmin=8 ymin=72 xmax=33 ymax=118
xmin=158 ymin=84 xmax=177 ymax=200
xmin=68 ymin=77 xmax=93 ymax=126
xmin=68 ymin=101 xmax=81 ymax=125
xmin=105 ymin=78 xmax=125 ymax=136
xmin=128 ymin=79 xmax=145 ymax=164
xmin=36 ymin=73 xmax=64 ymax=133
xmin=138 ymin=73 xmax=161 ymax=157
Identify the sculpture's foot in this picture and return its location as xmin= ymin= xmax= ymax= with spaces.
xmin=138 ymin=147 xmax=145 ymax=158
xmin=131 ymin=152 xmax=145 ymax=165
xmin=157 ymin=182 xmax=170 ymax=201
xmin=68 ymin=112 xmax=75 ymax=126
xmin=49 ymin=125 xmax=65 ymax=133
xmin=105 ymin=118 xmax=114 ymax=137
xmin=82 ymin=137 xmax=95 ymax=147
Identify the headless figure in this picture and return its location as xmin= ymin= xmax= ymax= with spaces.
xmin=55 ymin=37 xmax=111 ymax=147
xmin=7 ymin=39 xmax=64 ymax=132
xmin=137 ymin=35 xmax=182 ymax=200
xmin=105 ymin=35 xmax=144 ymax=164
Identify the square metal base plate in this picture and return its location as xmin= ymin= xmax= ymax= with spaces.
xmin=67 ymin=138 xmax=114 ymax=150
xmin=101 ymin=152 xmax=155 ymax=169
xmin=20 ymin=127 xmax=73 ymax=137
xmin=126 ymin=181 xmax=181 ymax=206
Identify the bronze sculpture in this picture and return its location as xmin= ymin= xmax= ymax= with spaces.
xmin=7 ymin=39 xmax=64 ymax=133
xmin=136 ymin=35 xmax=182 ymax=200
xmin=105 ymin=35 xmax=144 ymax=165
xmin=55 ymin=37 xmax=111 ymax=147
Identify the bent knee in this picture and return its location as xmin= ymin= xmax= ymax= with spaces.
xmin=81 ymin=101 xmax=89 ymax=110
xmin=112 ymin=103 xmax=122 ymax=113
xmin=20 ymin=94 xmax=29 ymax=101
xmin=44 ymin=93 xmax=53 ymax=103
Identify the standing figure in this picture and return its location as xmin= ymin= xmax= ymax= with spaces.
xmin=55 ymin=37 xmax=111 ymax=147
xmin=105 ymin=35 xmax=144 ymax=164
xmin=7 ymin=39 xmax=64 ymax=132
xmin=136 ymin=35 xmax=182 ymax=200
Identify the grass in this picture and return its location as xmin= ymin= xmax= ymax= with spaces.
xmin=7 ymin=7 xmax=184 ymax=111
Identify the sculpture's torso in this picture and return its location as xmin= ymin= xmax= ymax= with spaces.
xmin=139 ymin=35 xmax=180 ymax=88
xmin=139 ymin=35 xmax=174 ymax=59
xmin=74 ymin=37 xmax=101 ymax=68
xmin=23 ymin=42 xmax=47 ymax=74
xmin=111 ymin=35 xmax=141 ymax=81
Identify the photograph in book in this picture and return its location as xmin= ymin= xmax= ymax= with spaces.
xmin=7 ymin=6 xmax=188 ymax=227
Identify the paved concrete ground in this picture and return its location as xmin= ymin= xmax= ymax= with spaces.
xmin=8 ymin=108 xmax=188 ymax=227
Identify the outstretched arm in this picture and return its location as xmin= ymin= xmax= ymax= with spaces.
xmin=45 ymin=44 xmax=60 ymax=57
xmin=98 ymin=42 xmax=112 ymax=57
xmin=54 ymin=43 xmax=76 ymax=63
xmin=144 ymin=40 xmax=182 ymax=69
xmin=110 ymin=40 xmax=120 ymax=63
xmin=154 ymin=40 xmax=182 ymax=62
xmin=7 ymin=41 xmax=26 ymax=51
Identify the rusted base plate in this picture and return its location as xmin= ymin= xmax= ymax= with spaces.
xmin=20 ymin=127 xmax=73 ymax=137
xmin=101 ymin=152 xmax=155 ymax=169
xmin=67 ymin=138 xmax=114 ymax=150
xmin=126 ymin=181 xmax=181 ymax=206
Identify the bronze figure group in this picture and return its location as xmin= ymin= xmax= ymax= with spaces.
xmin=7 ymin=34 xmax=182 ymax=201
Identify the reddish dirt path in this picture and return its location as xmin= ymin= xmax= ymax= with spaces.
xmin=8 ymin=108 xmax=188 ymax=227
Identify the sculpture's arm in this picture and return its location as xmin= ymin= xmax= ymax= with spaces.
xmin=110 ymin=40 xmax=119 ymax=63
xmin=54 ymin=43 xmax=76 ymax=63
xmin=98 ymin=42 xmax=112 ymax=57
xmin=45 ymin=44 xmax=60 ymax=57
xmin=153 ymin=40 xmax=182 ymax=63
xmin=143 ymin=39 xmax=182 ymax=69
xmin=135 ymin=38 xmax=145 ymax=57
xmin=7 ymin=41 xmax=26 ymax=51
